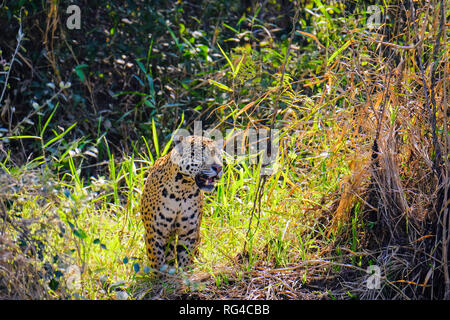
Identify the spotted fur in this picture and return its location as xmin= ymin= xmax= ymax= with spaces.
xmin=140 ymin=136 xmax=222 ymax=271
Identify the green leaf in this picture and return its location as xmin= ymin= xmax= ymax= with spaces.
xmin=136 ymin=59 xmax=147 ymax=74
xmin=313 ymin=0 xmax=332 ymax=22
xmin=142 ymin=135 xmax=154 ymax=164
xmin=179 ymin=23 xmax=185 ymax=34
xmin=223 ymin=23 xmax=239 ymax=34
xmin=1 ymin=135 xmax=42 ymax=141
xmin=73 ymin=228 xmax=87 ymax=239
xmin=133 ymin=74 xmax=145 ymax=87
xmin=233 ymin=54 xmax=245 ymax=78
xmin=74 ymin=64 xmax=88 ymax=82
xmin=327 ymin=39 xmax=352 ymax=66
xmin=49 ymin=279 xmax=59 ymax=291
xmin=217 ymin=42 xmax=235 ymax=74
xmin=209 ymin=79 xmax=233 ymax=92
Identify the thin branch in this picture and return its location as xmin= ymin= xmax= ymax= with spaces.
xmin=0 ymin=20 xmax=24 ymax=107
xmin=270 ymin=2 xmax=300 ymax=129
xmin=243 ymin=2 xmax=300 ymax=257
xmin=410 ymin=0 xmax=442 ymax=178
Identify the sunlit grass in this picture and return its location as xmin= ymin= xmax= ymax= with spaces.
xmin=1 ymin=98 xmax=358 ymax=299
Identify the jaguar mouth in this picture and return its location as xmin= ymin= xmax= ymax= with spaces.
xmin=195 ymin=174 xmax=218 ymax=192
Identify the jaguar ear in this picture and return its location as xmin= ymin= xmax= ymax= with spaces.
xmin=173 ymin=134 xmax=184 ymax=153
xmin=173 ymin=134 xmax=184 ymax=144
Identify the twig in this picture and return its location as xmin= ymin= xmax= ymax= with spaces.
xmin=242 ymin=2 xmax=300 ymax=256
xmin=356 ymin=34 xmax=421 ymax=50
xmin=410 ymin=0 xmax=447 ymax=299
xmin=410 ymin=0 xmax=443 ymax=178
xmin=243 ymin=174 xmax=266 ymax=253
xmin=0 ymin=19 xmax=24 ymax=107
xmin=429 ymin=0 xmax=449 ymax=300
xmin=270 ymin=2 xmax=300 ymax=128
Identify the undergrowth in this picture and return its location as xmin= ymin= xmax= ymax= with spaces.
xmin=1 ymin=0 xmax=448 ymax=300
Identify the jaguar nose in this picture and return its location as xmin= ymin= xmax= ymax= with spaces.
xmin=212 ymin=164 xmax=222 ymax=175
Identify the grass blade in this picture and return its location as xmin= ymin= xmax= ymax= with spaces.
xmin=44 ymin=122 xmax=77 ymax=148
xmin=41 ymin=102 xmax=60 ymax=138
xmin=209 ymin=79 xmax=233 ymax=92
xmin=217 ymin=42 xmax=235 ymax=74
xmin=152 ymin=118 xmax=160 ymax=158
xmin=327 ymin=39 xmax=352 ymax=66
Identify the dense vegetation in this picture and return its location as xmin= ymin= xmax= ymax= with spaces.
xmin=0 ymin=0 xmax=448 ymax=300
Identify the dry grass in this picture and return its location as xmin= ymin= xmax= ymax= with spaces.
xmin=0 ymin=233 xmax=49 ymax=299
xmin=323 ymin=0 xmax=449 ymax=299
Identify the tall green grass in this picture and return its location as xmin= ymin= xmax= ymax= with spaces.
xmin=1 ymin=92 xmax=355 ymax=298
